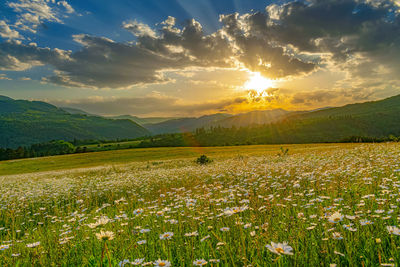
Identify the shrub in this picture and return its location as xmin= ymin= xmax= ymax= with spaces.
xmin=196 ymin=154 xmax=213 ymax=165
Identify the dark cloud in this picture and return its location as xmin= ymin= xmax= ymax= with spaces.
xmin=291 ymin=90 xmax=341 ymax=105
xmin=135 ymin=18 xmax=234 ymax=68
xmin=0 ymin=41 xmax=69 ymax=70
xmin=269 ymin=0 xmax=400 ymax=81
xmin=0 ymin=19 xmax=235 ymax=88
xmin=291 ymin=86 xmax=381 ymax=106
xmin=220 ymin=12 xmax=317 ymax=78
xmin=50 ymin=95 xmax=248 ymax=116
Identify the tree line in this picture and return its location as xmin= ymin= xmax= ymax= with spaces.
xmin=0 ymin=140 xmax=77 ymax=161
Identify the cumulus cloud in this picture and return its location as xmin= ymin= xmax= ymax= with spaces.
xmin=58 ymin=1 xmax=75 ymax=14
xmin=270 ymin=0 xmax=400 ymax=86
xmin=0 ymin=20 xmax=22 ymax=39
xmin=219 ymin=12 xmax=317 ymax=78
xmin=0 ymin=41 xmax=70 ymax=71
xmin=123 ymin=20 xmax=157 ymax=38
xmin=50 ymin=95 xmax=248 ymax=116
xmin=6 ymin=0 xmax=75 ymax=34
xmin=0 ymin=18 xmax=235 ymax=89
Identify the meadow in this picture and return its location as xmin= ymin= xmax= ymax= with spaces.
xmin=1 ymin=143 xmax=400 ymax=266
xmin=0 ymin=144 xmax=343 ymax=176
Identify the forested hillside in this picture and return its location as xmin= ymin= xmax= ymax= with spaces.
xmin=0 ymin=96 xmax=150 ymax=148
xmin=139 ymin=94 xmax=400 ymax=146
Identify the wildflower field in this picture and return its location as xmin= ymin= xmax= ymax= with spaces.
xmin=1 ymin=143 xmax=400 ymax=266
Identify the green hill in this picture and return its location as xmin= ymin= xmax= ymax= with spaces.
xmin=140 ymin=94 xmax=400 ymax=147
xmin=276 ymin=94 xmax=400 ymax=141
xmin=0 ymin=96 xmax=150 ymax=148
xmin=194 ymin=94 xmax=400 ymax=145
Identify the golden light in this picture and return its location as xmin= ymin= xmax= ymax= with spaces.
xmin=244 ymin=72 xmax=275 ymax=93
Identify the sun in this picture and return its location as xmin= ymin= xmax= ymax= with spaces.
xmin=244 ymin=72 xmax=275 ymax=93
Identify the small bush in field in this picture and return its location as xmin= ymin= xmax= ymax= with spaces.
xmin=196 ymin=154 xmax=212 ymax=165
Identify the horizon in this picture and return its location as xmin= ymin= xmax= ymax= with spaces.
xmin=0 ymin=0 xmax=399 ymax=116
xmin=1 ymin=92 xmax=397 ymax=119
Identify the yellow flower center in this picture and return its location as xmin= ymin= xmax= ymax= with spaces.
xmin=159 ymin=263 xmax=166 ymax=266
xmin=276 ymin=247 xmax=285 ymax=254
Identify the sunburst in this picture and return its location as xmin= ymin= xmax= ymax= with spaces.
xmin=244 ymin=72 xmax=275 ymax=93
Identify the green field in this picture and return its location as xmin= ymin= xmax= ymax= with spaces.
xmin=0 ymin=143 xmax=347 ymax=176
xmin=1 ymin=143 xmax=400 ymax=266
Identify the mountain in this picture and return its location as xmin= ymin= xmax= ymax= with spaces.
xmin=0 ymin=96 xmax=150 ymax=148
xmin=144 ymin=108 xmax=329 ymax=135
xmin=109 ymin=115 xmax=179 ymax=125
xmin=0 ymin=96 xmax=13 ymax=101
xmin=145 ymin=113 xmax=232 ymax=134
xmin=213 ymin=108 xmax=292 ymax=127
xmin=142 ymin=94 xmax=400 ymax=147
xmin=61 ymin=107 xmax=96 ymax=116
xmin=205 ymin=94 xmax=400 ymax=144
xmin=262 ymin=94 xmax=400 ymax=142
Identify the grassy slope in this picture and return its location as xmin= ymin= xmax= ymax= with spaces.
xmin=0 ymin=143 xmax=353 ymax=176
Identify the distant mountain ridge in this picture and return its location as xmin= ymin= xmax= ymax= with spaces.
xmin=0 ymin=96 xmax=150 ymax=148
xmin=61 ymin=107 xmax=97 ymax=116
xmin=144 ymin=113 xmax=232 ymax=134
xmin=59 ymin=105 xmax=334 ymax=135
xmin=212 ymin=109 xmax=291 ymax=128
xmin=142 ymin=109 xmax=300 ymax=134
xmin=108 ymin=115 xmax=179 ymax=125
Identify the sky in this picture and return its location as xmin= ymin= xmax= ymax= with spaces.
xmin=0 ymin=0 xmax=399 ymax=117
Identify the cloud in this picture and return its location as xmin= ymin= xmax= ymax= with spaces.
xmin=0 ymin=18 xmax=235 ymax=89
xmin=0 ymin=0 xmax=399 ymax=98
xmin=0 ymin=74 xmax=12 ymax=80
xmin=6 ymin=0 xmax=76 ymax=34
xmin=160 ymin=16 xmax=176 ymax=27
xmin=219 ymin=12 xmax=317 ymax=78
xmin=123 ymin=20 xmax=157 ymax=38
xmin=58 ymin=1 xmax=75 ymax=14
xmin=268 ymin=0 xmax=400 ymax=84
xmin=50 ymin=95 xmax=248 ymax=116
xmin=291 ymin=90 xmax=342 ymax=105
xmin=0 ymin=20 xmax=22 ymax=39
xmin=0 ymin=41 xmax=70 ymax=71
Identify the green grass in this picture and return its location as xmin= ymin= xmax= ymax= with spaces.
xmin=0 ymin=143 xmax=348 ymax=176
xmin=1 ymin=143 xmax=400 ymax=266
